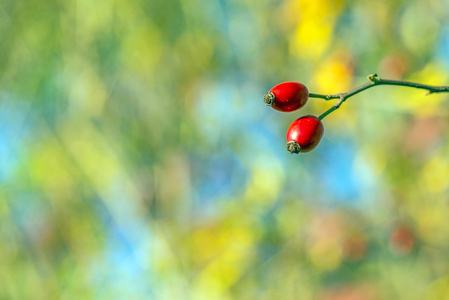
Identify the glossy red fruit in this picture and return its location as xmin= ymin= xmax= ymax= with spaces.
xmin=286 ymin=115 xmax=324 ymax=153
xmin=264 ymin=82 xmax=309 ymax=112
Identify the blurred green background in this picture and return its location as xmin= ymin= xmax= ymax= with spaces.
xmin=2 ymin=0 xmax=449 ymax=299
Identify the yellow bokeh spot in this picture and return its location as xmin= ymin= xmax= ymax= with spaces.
xmin=121 ymin=22 xmax=163 ymax=73
xmin=191 ymin=224 xmax=254 ymax=299
xmin=244 ymin=155 xmax=285 ymax=207
xmin=421 ymin=156 xmax=449 ymax=194
xmin=426 ymin=275 xmax=449 ymax=300
xmin=58 ymin=120 xmax=131 ymax=201
xmin=309 ymin=51 xmax=355 ymax=126
xmin=307 ymin=239 xmax=342 ymax=271
xmin=291 ymin=20 xmax=333 ymax=59
xmin=415 ymin=205 xmax=449 ymax=246
xmin=288 ymin=0 xmax=344 ymax=59
xmin=70 ymin=0 xmax=114 ymax=47
xmin=29 ymin=138 xmax=74 ymax=198
xmin=314 ymin=51 xmax=353 ymax=93
xmin=190 ymin=221 xmax=255 ymax=264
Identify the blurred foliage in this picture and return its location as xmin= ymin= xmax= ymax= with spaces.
xmin=1 ymin=0 xmax=449 ymax=299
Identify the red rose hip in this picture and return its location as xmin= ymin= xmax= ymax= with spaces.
xmin=286 ymin=115 xmax=324 ymax=153
xmin=264 ymin=82 xmax=309 ymax=112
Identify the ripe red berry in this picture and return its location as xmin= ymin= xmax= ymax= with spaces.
xmin=264 ymin=82 xmax=309 ymax=112
xmin=286 ymin=115 xmax=324 ymax=153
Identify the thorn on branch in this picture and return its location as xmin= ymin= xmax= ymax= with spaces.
xmin=335 ymin=95 xmax=344 ymax=108
xmin=367 ymin=74 xmax=379 ymax=82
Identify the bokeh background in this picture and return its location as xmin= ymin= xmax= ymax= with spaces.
xmin=2 ymin=0 xmax=449 ymax=299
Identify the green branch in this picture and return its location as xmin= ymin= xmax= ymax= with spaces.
xmin=310 ymin=74 xmax=449 ymax=120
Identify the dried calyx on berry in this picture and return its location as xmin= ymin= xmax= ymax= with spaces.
xmin=263 ymin=91 xmax=275 ymax=106
xmin=286 ymin=141 xmax=301 ymax=154
xmin=264 ymin=82 xmax=309 ymax=112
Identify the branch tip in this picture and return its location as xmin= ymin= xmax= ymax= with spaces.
xmin=302 ymin=74 xmax=449 ymax=121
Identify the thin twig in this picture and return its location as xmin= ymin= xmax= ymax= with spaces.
xmin=311 ymin=74 xmax=449 ymax=120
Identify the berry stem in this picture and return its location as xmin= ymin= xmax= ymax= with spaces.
xmin=310 ymin=74 xmax=449 ymax=120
